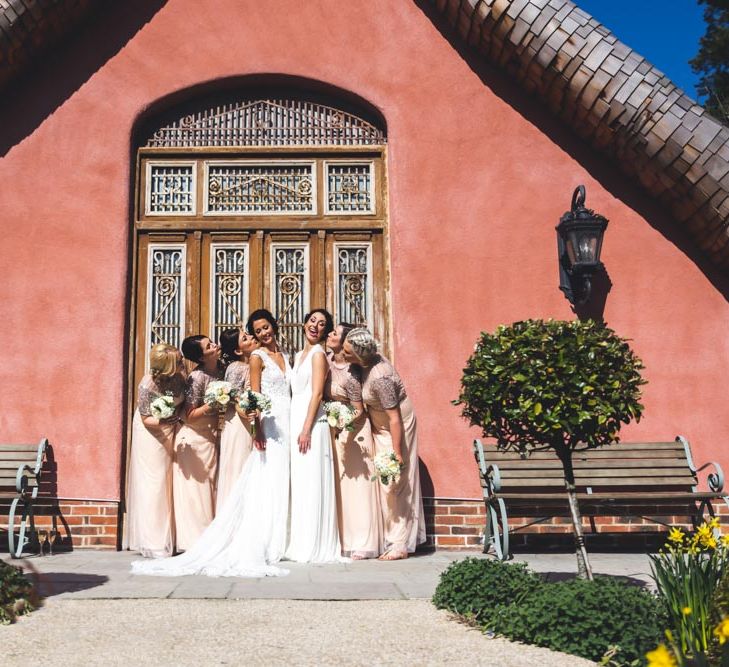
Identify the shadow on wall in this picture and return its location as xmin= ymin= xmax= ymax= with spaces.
xmin=414 ymin=0 xmax=729 ymax=305
xmin=0 ymin=0 xmax=169 ymax=157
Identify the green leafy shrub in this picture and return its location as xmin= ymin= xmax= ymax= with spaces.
xmin=0 ymin=559 xmax=35 ymax=624
xmin=433 ymin=558 xmax=666 ymax=665
xmin=432 ymin=557 xmax=539 ymax=621
xmin=489 ymin=576 xmax=667 ymax=665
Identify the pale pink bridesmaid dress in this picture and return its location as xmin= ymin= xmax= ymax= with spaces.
xmin=327 ymin=356 xmax=383 ymax=558
xmin=215 ymin=360 xmax=253 ymax=513
xmin=174 ymin=367 xmax=220 ymax=551
xmin=361 ymin=356 xmax=426 ymax=555
xmin=127 ymin=373 xmax=185 ymax=558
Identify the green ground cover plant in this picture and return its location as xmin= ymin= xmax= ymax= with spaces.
xmin=0 ymin=559 xmax=35 ymax=624
xmin=433 ymin=558 xmax=666 ymax=666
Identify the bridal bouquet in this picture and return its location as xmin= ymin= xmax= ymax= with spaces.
xmin=237 ymin=389 xmax=272 ymax=437
xmin=204 ymin=381 xmax=235 ymax=410
xmin=372 ymin=450 xmax=403 ymax=486
xmin=320 ymin=401 xmax=357 ymax=431
xmin=150 ymin=393 xmax=176 ymax=420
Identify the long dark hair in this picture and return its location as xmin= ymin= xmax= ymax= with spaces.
xmin=304 ymin=308 xmax=334 ymax=342
xmin=246 ymin=309 xmax=278 ymax=339
xmin=219 ymin=328 xmax=242 ymax=368
xmin=181 ymin=335 xmax=206 ymax=363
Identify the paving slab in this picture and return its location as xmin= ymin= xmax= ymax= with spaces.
xmin=3 ymin=549 xmax=654 ymax=600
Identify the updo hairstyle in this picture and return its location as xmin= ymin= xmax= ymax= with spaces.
xmin=219 ymin=328 xmax=242 ymax=367
xmin=246 ymin=309 xmax=278 ymax=338
xmin=149 ymin=343 xmax=180 ymax=379
xmin=346 ymin=328 xmax=379 ymax=365
xmin=181 ymin=335 xmax=207 ymax=364
xmin=305 ymin=308 xmax=334 ymax=342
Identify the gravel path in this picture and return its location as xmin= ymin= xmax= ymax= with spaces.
xmin=2 ymin=599 xmax=595 ymax=666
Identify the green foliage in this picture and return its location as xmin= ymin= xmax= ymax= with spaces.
xmin=650 ymin=522 xmax=729 ymax=658
xmin=454 ymin=319 xmax=645 ymax=454
xmin=489 ymin=577 xmax=666 ymax=665
xmin=432 ymin=557 xmax=540 ymax=621
xmin=690 ymin=0 xmax=729 ymax=124
xmin=0 ymin=559 xmax=35 ymax=624
xmin=433 ymin=558 xmax=666 ymax=665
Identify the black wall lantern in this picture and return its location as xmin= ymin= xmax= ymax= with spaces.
xmin=556 ymin=185 xmax=608 ymax=306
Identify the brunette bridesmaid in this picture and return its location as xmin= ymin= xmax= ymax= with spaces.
xmin=343 ymin=328 xmax=426 ymax=560
xmin=174 ymin=335 xmax=221 ymax=551
xmin=215 ymin=327 xmax=258 ymax=513
xmin=127 ymin=344 xmax=185 ymax=558
xmin=326 ymin=323 xmax=383 ymax=559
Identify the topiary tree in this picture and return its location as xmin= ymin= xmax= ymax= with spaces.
xmin=454 ymin=319 xmax=646 ymax=579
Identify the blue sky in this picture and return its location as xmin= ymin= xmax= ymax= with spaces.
xmin=575 ymin=0 xmax=707 ymax=100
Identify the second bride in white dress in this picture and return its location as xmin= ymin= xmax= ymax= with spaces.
xmin=286 ymin=309 xmax=345 ymax=563
xmin=131 ymin=309 xmax=291 ymax=578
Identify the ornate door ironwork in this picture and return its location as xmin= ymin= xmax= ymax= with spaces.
xmin=270 ymin=244 xmax=309 ymax=360
xmin=146 ymin=244 xmax=186 ymax=354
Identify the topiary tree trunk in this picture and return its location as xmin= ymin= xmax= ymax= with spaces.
xmin=554 ymin=443 xmax=593 ymax=580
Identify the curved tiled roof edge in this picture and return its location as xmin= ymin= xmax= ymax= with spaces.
xmin=429 ymin=0 xmax=729 ymax=269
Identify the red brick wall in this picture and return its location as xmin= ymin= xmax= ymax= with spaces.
xmin=424 ymin=498 xmax=729 ymax=550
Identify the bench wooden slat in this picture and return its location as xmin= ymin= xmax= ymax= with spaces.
xmin=0 ymin=452 xmax=43 ymax=461
xmin=499 ymin=491 xmax=719 ymax=500
xmin=0 ymin=444 xmax=44 ymax=452
xmin=497 ymin=469 xmax=696 ymax=480
xmin=495 ymin=459 xmax=690 ymax=470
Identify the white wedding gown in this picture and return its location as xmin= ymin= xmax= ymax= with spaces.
xmin=131 ymin=347 xmax=291 ymax=577
xmin=285 ymin=344 xmax=345 ymax=563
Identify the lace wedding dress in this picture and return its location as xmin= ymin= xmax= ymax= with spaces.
xmin=132 ymin=347 xmax=292 ymax=577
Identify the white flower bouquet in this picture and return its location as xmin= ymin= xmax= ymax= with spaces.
xmin=320 ymin=401 xmax=357 ymax=431
xmin=150 ymin=393 xmax=176 ymax=420
xmin=237 ymin=389 xmax=272 ymax=437
xmin=204 ymin=381 xmax=235 ymax=410
xmin=371 ymin=450 xmax=403 ymax=486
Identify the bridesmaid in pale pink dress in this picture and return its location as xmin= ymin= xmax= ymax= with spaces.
xmin=127 ymin=344 xmax=185 ymax=558
xmin=326 ymin=323 xmax=383 ymax=559
xmin=215 ymin=327 xmax=259 ymax=513
xmin=174 ymin=335 xmax=221 ymax=551
xmin=343 ymin=328 xmax=426 ymax=560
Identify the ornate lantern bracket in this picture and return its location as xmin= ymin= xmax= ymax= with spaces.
xmin=556 ymin=185 xmax=608 ymax=306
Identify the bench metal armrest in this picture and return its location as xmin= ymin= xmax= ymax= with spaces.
xmin=473 ymin=439 xmax=502 ymax=497
xmin=677 ymin=434 xmax=725 ymax=493
xmin=15 ymin=464 xmax=39 ymax=499
xmin=695 ymin=461 xmax=725 ymax=494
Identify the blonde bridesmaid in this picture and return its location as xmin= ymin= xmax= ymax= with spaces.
xmin=216 ymin=327 xmax=258 ymax=513
xmin=343 ymin=328 xmax=426 ymax=560
xmin=326 ymin=323 xmax=383 ymax=559
xmin=174 ymin=335 xmax=221 ymax=551
xmin=127 ymin=344 xmax=185 ymax=558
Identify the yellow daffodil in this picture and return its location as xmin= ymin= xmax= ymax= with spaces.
xmin=714 ymin=618 xmax=729 ymax=645
xmin=645 ymin=644 xmax=678 ymax=667
xmin=682 ymin=606 xmax=692 ymax=616
xmin=667 ymin=527 xmax=685 ymax=545
xmin=721 ymin=534 xmax=729 ymax=547
xmin=708 ymin=517 xmax=721 ymax=531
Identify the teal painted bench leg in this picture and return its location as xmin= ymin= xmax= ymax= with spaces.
xmin=8 ymin=497 xmax=33 ymax=559
xmin=486 ymin=497 xmax=510 ymax=560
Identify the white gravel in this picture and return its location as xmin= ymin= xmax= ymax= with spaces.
xmin=1 ymin=599 xmax=596 ymax=666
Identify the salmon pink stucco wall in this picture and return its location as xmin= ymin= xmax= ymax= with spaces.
xmin=1 ymin=0 xmax=728 ymax=502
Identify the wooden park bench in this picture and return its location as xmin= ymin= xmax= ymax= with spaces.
xmin=0 ymin=439 xmax=50 ymax=558
xmin=473 ymin=436 xmax=729 ymax=560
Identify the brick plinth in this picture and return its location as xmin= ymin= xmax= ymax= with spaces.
xmin=0 ymin=499 xmax=120 ymax=553
xmin=423 ymin=497 xmax=729 ymax=551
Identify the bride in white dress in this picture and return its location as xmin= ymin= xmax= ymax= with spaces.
xmin=131 ymin=309 xmax=291 ymax=578
xmin=285 ymin=309 xmax=345 ymax=563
